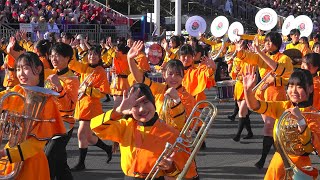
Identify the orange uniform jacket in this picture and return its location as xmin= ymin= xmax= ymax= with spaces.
xmin=163 ymin=47 xmax=180 ymax=63
xmin=312 ymin=76 xmax=320 ymax=110
xmin=69 ymin=60 xmax=110 ymax=121
xmin=183 ymin=64 xmax=215 ymax=105
xmin=3 ymin=54 xmax=19 ymax=88
xmin=45 ymin=68 xmax=80 ymax=130
xmin=0 ymin=85 xmax=66 ymax=180
xmin=229 ymin=58 xmax=250 ymax=101
xmin=111 ymin=51 xmax=130 ymax=96
xmin=91 ymin=110 xmax=198 ymax=179
xmin=255 ymin=100 xmax=320 ymax=180
xmin=39 ymin=56 xmax=51 ymax=69
xmin=285 ymin=43 xmax=312 ymax=57
xmin=135 ymin=52 xmax=151 ymax=73
xmin=133 ymin=75 xmax=196 ymax=131
xmin=237 ymin=50 xmax=293 ymax=101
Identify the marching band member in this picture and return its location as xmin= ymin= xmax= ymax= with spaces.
xmin=162 ymin=36 xmax=181 ymax=65
xmin=285 ymin=29 xmax=312 ymax=57
xmin=34 ymin=39 xmax=53 ymax=69
xmin=243 ymin=67 xmax=320 ymax=179
xmin=2 ymin=37 xmax=22 ymax=89
xmin=91 ymin=83 xmax=199 ymax=179
xmin=179 ymin=44 xmax=216 ymax=149
xmin=110 ymin=38 xmax=131 ymax=108
xmin=179 ymin=44 xmax=216 ymax=107
xmin=44 ymin=42 xmax=80 ymax=180
xmin=229 ymin=40 xmax=253 ymax=141
xmin=300 ymin=53 xmax=320 ymax=110
xmin=68 ymin=46 xmax=112 ymax=171
xmin=309 ymin=34 xmax=320 ymax=50
xmin=312 ymin=42 xmax=320 ymax=54
xmin=198 ymin=34 xmax=228 ymax=61
xmin=235 ymin=32 xmax=293 ymax=169
xmin=188 ymin=37 xmax=205 ymax=67
xmin=0 ymin=52 xmax=66 ymax=179
xmin=127 ymin=41 xmax=196 ymax=131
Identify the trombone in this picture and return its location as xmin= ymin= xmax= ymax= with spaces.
xmin=145 ymin=100 xmax=218 ymax=180
xmin=78 ymin=71 xmax=95 ymax=100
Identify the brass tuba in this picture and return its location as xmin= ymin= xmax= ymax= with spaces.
xmin=0 ymin=86 xmax=58 ymax=179
xmin=275 ymin=111 xmax=319 ymax=180
xmin=146 ymin=100 xmax=218 ymax=180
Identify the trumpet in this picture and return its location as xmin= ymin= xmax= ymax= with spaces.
xmin=224 ymin=50 xmax=237 ymax=62
xmin=78 ymin=71 xmax=95 ymax=100
xmin=146 ymin=100 xmax=218 ymax=180
xmin=275 ymin=111 xmax=319 ymax=180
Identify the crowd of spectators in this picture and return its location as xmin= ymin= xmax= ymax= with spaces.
xmin=200 ymin=0 xmax=320 ymax=33
xmin=0 ymin=0 xmax=128 ymax=26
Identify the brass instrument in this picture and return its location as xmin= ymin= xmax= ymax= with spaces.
xmin=224 ymin=50 xmax=237 ymax=62
xmin=252 ymin=71 xmax=274 ymax=92
xmin=210 ymin=36 xmax=228 ymax=61
xmin=78 ymin=71 xmax=95 ymax=100
xmin=0 ymin=86 xmax=58 ymax=179
xmin=146 ymin=100 xmax=218 ymax=180
xmin=275 ymin=111 xmax=319 ymax=180
xmin=159 ymin=96 xmax=171 ymax=123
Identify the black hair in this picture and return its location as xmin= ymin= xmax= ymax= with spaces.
xmin=130 ymin=83 xmax=155 ymax=108
xmin=88 ymin=46 xmax=103 ymax=66
xmin=15 ymin=52 xmax=45 ymax=87
xmin=180 ymin=44 xmax=194 ymax=56
xmin=265 ymin=32 xmax=282 ymax=51
xmin=62 ymin=32 xmax=74 ymax=41
xmin=300 ymin=36 xmax=309 ymax=47
xmin=290 ymin=29 xmax=301 ymax=36
xmin=313 ymin=42 xmax=320 ymax=50
xmin=164 ymin=59 xmax=184 ymax=78
xmin=50 ymin=42 xmax=73 ymax=62
xmin=303 ymin=53 xmax=320 ymax=70
xmin=288 ymin=69 xmax=313 ymax=104
xmin=313 ymin=34 xmax=320 ymax=41
xmin=116 ymin=37 xmax=129 ymax=54
xmin=35 ymin=39 xmax=52 ymax=56
xmin=170 ymin=36 xmax=181 ymax=48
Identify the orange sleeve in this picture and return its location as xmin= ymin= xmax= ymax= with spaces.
xmin=85 ymin=67 xmax=111 ymax=97
xmin=135 ymin=52 xmax=151 ymax=72
xmin=30 ymin=97 xmax=66 ymax=140
xmin=68 ymin=59 xmax=88 ymax=73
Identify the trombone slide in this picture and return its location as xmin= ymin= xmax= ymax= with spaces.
xmin=252 ymin=71 xmax=273 ymax=92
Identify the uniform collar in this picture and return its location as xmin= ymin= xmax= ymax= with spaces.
xmin=56 ymin=67 xmax=69 ymax=76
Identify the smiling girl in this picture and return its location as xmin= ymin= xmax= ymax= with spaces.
xmin=0 ymin=52 xmax=66 ymax=179
xmin=68 ymin=46 xmax=112 ymax=171
xmin=243 ymin=67 xmax=320 ymax=179
xmin=127 ymin=41 xmax=196 ymax=131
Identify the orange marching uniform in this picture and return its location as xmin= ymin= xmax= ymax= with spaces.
xmin=91 ymin=110 xmax=198 ymax=179
xmin=183 ymin=64 xmax=215 ymax=107
xmin=129 ymin=74 xmax=196 ymax=131
xmin=236 ymin=50 xmax=293 ymax=102
xmin=254 ymin=100 xmax=320 ymax=179
xmin=229 ymin=58 xmax=250 ymax=101
xmin=135 ymin=52 xmax=151 ymax=73
xmin=163 ymin=46 xmax=180 ymax=64
xmin=0 ymin=85 xmax=66 ymax=180
xmin=45 ymin=68 xmax=80 ymax=130
xmin=2 ymin=54 xmax=19 ymax=89
xmin=285 ymin=43 xmax=312 ymax=57
xmin=312 ymin=75 xmax=320 ymax=110
xmin=68 ymin=59 xmax=110 ymax=121
xmin=110 ymin=51 xmax=130 ymax=96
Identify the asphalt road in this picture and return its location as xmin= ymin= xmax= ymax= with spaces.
xmin=66 ymin=88 xmax=320 ymax=180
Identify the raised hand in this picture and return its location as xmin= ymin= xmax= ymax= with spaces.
xmin=164 ymin=87 xmax=180 ymax=102
xmin=242 ymin=65 xmax=257 ymax=91
xmin=235 ymin=40 xmax=244 ymax=52
xmin=127 ymin=40 xmax=144 ymax=60
xmin=201 ymin=55 xmax=216 ymax=69
xmin=116 ymin=88 xmax=145 ymax=115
